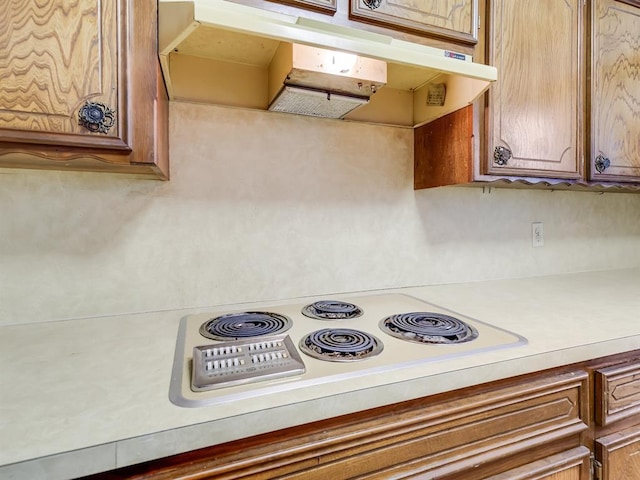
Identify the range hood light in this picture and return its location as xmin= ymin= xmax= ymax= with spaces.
xmin=327 ymin=52 xmax=358 ymax=74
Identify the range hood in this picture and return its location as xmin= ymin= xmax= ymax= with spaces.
xmin=159 ymin=0 xmax=497 ymax=127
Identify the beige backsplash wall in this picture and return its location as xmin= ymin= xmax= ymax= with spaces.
xmin=2 ymin=101 xmax=640 ymax=325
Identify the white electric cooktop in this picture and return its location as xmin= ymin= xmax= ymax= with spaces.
xmin=170 ymin=293 xmax=527 ymax=408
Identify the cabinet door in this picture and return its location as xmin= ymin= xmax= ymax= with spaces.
xmin=0 ymin=0 xmax=168 ymax=178
xmin=0 ymin=0 xmax=127 ymax=151
xmin=486 ymin=0 xmax=583 ymax=179
xmin=350 ymin=0 xmax=478 ymax=44
xmin=596 ymin=425 xmax=640 ymax=480
xmin=264 ymin=0 xmax=337 ymax=14
xmin=590 ymin=0 xmax=640 ymax=182
xmin=484 ymin=446 xmax=590 ymax=480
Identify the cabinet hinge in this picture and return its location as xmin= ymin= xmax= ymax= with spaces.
xmin=590 ymin=454 xmax=602 ymax=480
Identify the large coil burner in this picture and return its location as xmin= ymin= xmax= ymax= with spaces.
xmin=199 ymin=312 xmax=292 ymax=341
xmin=301 ymin=300 xmax=363 ymax=320
xmin=379 ymin=312 xmax=479 ymax=344
xmin=299 ymin=328 xmax=383 ymax=362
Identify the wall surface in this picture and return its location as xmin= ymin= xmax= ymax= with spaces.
xmin=2 ymin=102 xmax=640 ymax=325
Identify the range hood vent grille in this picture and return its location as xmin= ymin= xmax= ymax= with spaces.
xmin=159 ymin=0 xmax=498 ymax=128
xmin=269 ymin=86 xmax=369 ymax=119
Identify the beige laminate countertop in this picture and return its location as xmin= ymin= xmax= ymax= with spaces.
xmin=1 ymin=268 xmax=640 ymax=479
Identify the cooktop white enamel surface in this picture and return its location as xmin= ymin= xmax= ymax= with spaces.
xmin=170 ymin=293 xmax=526 ymax=407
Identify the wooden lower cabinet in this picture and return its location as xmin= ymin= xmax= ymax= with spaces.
xmin=594 ymin=356 xmax=640 ymax=480
xmin=595 ymin=425 xmax=640 ymax=480
xmin=485 ymin=446 xmax=591 ymax=480
xmin=85 ymin=370 xmax=589 ymax=479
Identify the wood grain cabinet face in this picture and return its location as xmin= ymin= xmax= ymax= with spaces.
xmin=485 ymin=0 xmax=583 ymax=179
xmin=483 ymin=446 xmax=591 ymax=480
xmin=0 ymin=0 xmax=169 ymax=179
xmin=596 ymin=425 xmax=640 ymax=480
xmin=264 ymin=0 xmax=337 ymax=14
xmin=0 ymin=0 xmax=127 ymax=150
xmin=595 ymin=361 xmax=640 ymax=426
xmin=350 ymin=0 xmax=478 ymax=44
xmin=590 ymin=0 xmax=640 ymax=183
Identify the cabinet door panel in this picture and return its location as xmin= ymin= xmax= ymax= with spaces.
xmin=486 ymin=0 xmax=582 ymax=178
xmin=0 ymin=0 xmax=128 ymax=150
xmin=350 ymin=0 xmax=477 ymax=44
xmin=484 ymin=446 xmax=590 ymax=480
xmin=596 ymin=425 xmax=640 ymax=480
xmin=590 ymin=0 xmax=640 ymax=182
xmin=595 ymin=361 xmax=640 ymax=426
xmin=265 ymin=0 xmax=337 ymax=13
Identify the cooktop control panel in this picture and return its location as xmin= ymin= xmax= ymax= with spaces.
xmin=191 ymin=334 xmax=306 ymax=391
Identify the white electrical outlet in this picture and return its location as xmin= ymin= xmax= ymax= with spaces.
xmin=532 ymin=222 xmax=544 ymax=247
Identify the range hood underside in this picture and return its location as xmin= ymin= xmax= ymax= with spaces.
xmin=159 ymin=1 xmax=497 ymax=128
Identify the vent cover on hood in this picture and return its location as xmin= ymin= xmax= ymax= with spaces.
xmin=269 ymin=87 xmax=368 ymax=119
xmin=266 ymin=42 xmax=387 ymax=119
xmin=159 ymin=0 xmax=497 ymax=128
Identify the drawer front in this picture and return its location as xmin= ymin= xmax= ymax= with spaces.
xmin=596 ymin=361 xmax=640 ymax=426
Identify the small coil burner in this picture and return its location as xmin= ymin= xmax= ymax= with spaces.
xmin=299 ymin=328 xmax=383 ymax=362
xmin=301 ymin=300 xmax=363 ymax=320
xmin=200 ymin=312 xmax=292 ymax=341
xmin=379 ymin=312 xmax=479 ymax=344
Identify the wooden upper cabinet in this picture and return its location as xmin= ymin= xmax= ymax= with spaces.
xmin=0 ymin=1 xmax=125 ymax=148
xmin=485 ymin=0 xmax=583 ymax=179
xmin=264 ymin=0 xmax=337 ymax=14
xmin=590 ymin=0 xmax=640 ymax=183
xmin=350 ymin=0 xmax=478 ymax=44
xmin=0 ymin=0 xmax=169 ymax=179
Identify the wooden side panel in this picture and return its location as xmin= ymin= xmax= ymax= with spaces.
xmin=486 ymin=0 xmax=582 ymax=179
xmin=596 ymin=425 xmax=640 ymax=480
xmin=414 ymin=104 xmax=473 ymax=189
xmin=0 ymin=0 xmax=127 ymax=149
xmin=350 ymin=0 xmax=478 ymax=44
xmin=589 ymin=0 xmax=640 ymax=182
xmin=595 ymin=361 xmax=640 ymax=426
xmin=83 ymin=371 xmax=588 ymax=480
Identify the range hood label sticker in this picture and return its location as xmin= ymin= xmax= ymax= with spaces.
xmin=427 ymin=84 xmax=446 ymax=107
xmin=445 ymin=51 xmax=467 ymax=61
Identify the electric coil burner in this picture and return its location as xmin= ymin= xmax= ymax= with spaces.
xmin=379 ymin=312 xmax=479 ymax=344
xmin=301 ymin=300 xmax=363 ymax=320
xmin=200 ymin=312 xmax=292 ymax=341
xmin=299 ymin=328 xmax=383 ymax=362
